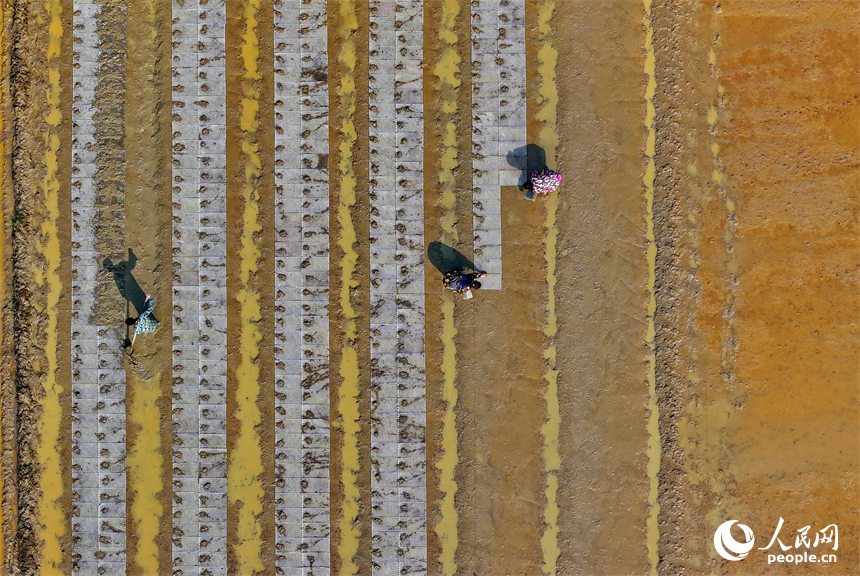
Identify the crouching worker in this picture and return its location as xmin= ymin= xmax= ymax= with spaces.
xmin=524 ymin=168 xmax=562 ymax=198
xmin=125 ymin=293 xmax=160 ymax=353
xmin=442 ymin=269 xmax=487 ymax=297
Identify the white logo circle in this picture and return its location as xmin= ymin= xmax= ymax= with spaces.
xmin=714 ymin=520 xmax=755 ymax=561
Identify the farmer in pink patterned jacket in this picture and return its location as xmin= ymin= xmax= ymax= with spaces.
xmin=525 ymin=168 xmax=562 ymax=197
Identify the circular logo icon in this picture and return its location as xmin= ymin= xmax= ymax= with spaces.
xmin=714 ymin=520 xmax=755 ymax=561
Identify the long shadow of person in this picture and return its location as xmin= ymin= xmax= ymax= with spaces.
xmin=103 ymin=248 xmax=149 ymax=347
xmin=506 ymin=143 xmax=547 ymax=186
xmin=427 ymin=242 xmax=480 ymax=274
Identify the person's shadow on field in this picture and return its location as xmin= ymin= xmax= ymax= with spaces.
xmin=506 ymin=143 xmax=547 ymax=187
xmin=103 ymin=248 xmax=148 ymax=347
xmin=427 ymin=242 xmax=478 ymax=275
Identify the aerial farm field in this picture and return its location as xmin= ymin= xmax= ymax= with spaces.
xmin=0 ymin=0 xmax=857 ymax=575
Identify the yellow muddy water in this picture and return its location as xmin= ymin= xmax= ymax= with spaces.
xmin=227 ymin=2 xmax=266 ymax=573
xmin=642 ymin=1 xmax=661 ymax=574
xmin=334 ymin=1 xmax=361 ymax=572
xmin=34 ymin=2 xmax=66 ymax=572
xmin=431 ymin=2 xmax=464 ymax=574
xmin=535 ymin=3 xmax=561 ymax=575
xmin=436 ymin=292 xmax=458 ymax=576
xmin=126 ymin=374 xmax=164 ymax=574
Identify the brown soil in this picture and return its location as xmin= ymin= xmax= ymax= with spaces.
xmin=466 ymin=187 xmax=548 ymax=576
xmin=719 ymin=2 xmax=858 ymax=574
xmin=123 ymin=0 xmax=173 ymax=572
xmin=653 ymin=1 xmax=860 ymax=575
xmin=0 ymin=1 xmax=17 ymax=572
xmin=550 ymin=1 xmax=653 ymax=574
xmin=8 ymin=0 xmax=73 ymax=573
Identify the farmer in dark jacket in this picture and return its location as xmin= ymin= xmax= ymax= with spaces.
xmin=443 ymin=269 xmax=487 ymax=294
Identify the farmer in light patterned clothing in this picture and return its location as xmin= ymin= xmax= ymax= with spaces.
xmin=125 ymin=293 xmax=159 ymax=352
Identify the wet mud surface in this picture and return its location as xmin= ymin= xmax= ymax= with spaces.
xmin=122 ymin=1 xmax=172 ymax=572
xmin=1 ymin=1 xmax=858 ymax=575
xmin=8 ymin=0 xmax=73 ymax=573
xmin=652 ymin=1 xmax=859 ymax=575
